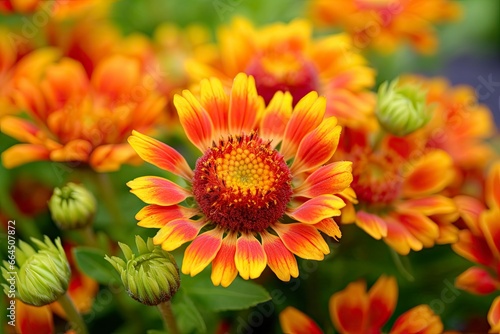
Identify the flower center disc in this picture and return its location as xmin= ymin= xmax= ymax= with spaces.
xmin=193 ymin=133 xmax=293 ymax=232
xmin=351 ymin=151 xmax=403 ymax=205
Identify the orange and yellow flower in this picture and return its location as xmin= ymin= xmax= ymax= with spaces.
xmin=309 ymin=0 xmax=462 ymax=54
xmin=337 ymin=128 xmax=459 ymax=255
xmin=127 ymin=73 xmax=353 ymax=286
xmin=1 ymin=50 xmax=166 ymax=172
xmin=0 ymin=0 xmax=111 ymax=18
xmin=401 ymin=75 xmax=497 ymax=192
xmin=186 ymin=17 xmax=376 ymax=131
xmin=452 ymin=161 xmax=500 ymax=332
xmin=279 ymin=275 xmax=443 ymax=334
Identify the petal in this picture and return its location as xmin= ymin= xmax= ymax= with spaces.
xmin=480 ymin=208 xmax=500 ymax=259
xmin=281 ymin=92 xmax=326 ymax=159
xmin=16 ymin=301 xmax=54 ymax=334
xmin=49 ymin=139 xmax=93 ymax=163
xmin=355 ymin=211 xmax=388 ymax=240
xmin=260 ymin=91 xmax=292 ymax=147
xmin=127 ymin=176 xmax=191 ymax=206
xmin=279 ymin=307 xmax=323 ymax=334
xmin=182 ymin=228 xmax=224 ymax=276
xmin=128 ymin=130 xmax=193 ymax=180
xmin=228 ymin=73 xmax=264 ymax=136
xmin=200 ymin=77 xmax=229 ymax=137
xmin=91 ymin=55 xmax=141 ymax=99
xmin=273 ymin=223 xmax=330 ymax=260
xmin=294 ymin=161 xmax=353 ymax=198
xmin=154 ymin=219 xmax=205 ymax=251
xmin=288 ymin=195 xmax=346 ymax=224
xmin=452 ymin=230 xmax=495 ymax=267
xmin=174 ymin=90 xmax=214 ymax=152
xmin=455 ymin=267 xmax=498 ymax=295
xmin=397 ymin=195 xmax=457 ymax=216
xmin=454 ymin=195 xmax=485 ymax=235
xmin=402 ymin=150 xmax=454 ymax=197
xmin=314 ymin=218 xmax=342 ymax=240
xmin=136 ymin=205 xmax=198 ymax=228
xmin=1 ymin=144 xmax=51 ymax=168
xmin=368 ymin=276 xmax=398 ymax=328
xmin=390 ymin=305 xmax=443 ymax=334
xmin=329 ymin=281 xmax=369 ymax=334
xmin=211 ymin=232 xmax=238 ymax=287
xmin=391 ymin=212 xmax=440 ymax=248
xmin=486 ymin=161 xmax=500 ymax=209
xmin=291 ymin=117 xmax=341 ymax=174
xmin=261 ymin=231 xmax=299 ymax=282
xmin=383 ymin=216 xmax=423 ymax=255
xmin=1 ymin=116 xmax=44 ymax=144
xmin=234 ymin=233 xmax=267 ymax=280
xmin=89 ymin=143 xmax=141 ymax=172
xmin=488 ymin=296 xmax=500 ymax=333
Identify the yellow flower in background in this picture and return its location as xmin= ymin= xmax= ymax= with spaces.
xmin=1 ymin=49 xmax=166 ymax=172
xmin=309 ymin=0 xmax=462 ymax=54
xmin=279 ymin=275 xmax=443 ymax=334
xmin=186 ymin=17 xmax=376 ymax=131
xmin=127 ymin=73 xmax=353 ymax=287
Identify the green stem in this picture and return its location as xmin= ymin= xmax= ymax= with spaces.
xmin=77 ymin=225 xmax=98 ymax=247
xmin=371 ymin=128 xmax=387 ymax=151
xmin=157 ymin=301 xmax=180 ymax=334
xmin=57 ymin=292 xmax=89 ymax=334
xmin=86 ymin=172 xmax=127 ymax=229
xmin=389 ymin=247 xmax=414 ymax=282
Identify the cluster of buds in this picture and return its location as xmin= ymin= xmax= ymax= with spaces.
xmin=1 ymin=236 xmax=71 ymax=306
xmin=105 ymin=236 xmax=180 ymax=306
xmin=48 ymin=182 xmax=96 ymax=230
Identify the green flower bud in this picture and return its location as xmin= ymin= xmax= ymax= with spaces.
xmin=49 ymin=182 xmax=96 ymax=230
xmin=105 ymin=236 xmax=180 ymax=306
xmin=376 ymin=79 xmax=431 ymax=136
xmin=1 ymin=236 xmax=70 ymax=306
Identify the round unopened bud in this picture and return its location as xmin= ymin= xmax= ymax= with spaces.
xmin=49 ymin=182 xmax=96 ymax=230
xmin=1 ymin=236 xmax=70 ymax=306
xmin=105 ymin=236 xmax=180 ymax=306
xmin=376 ymin=79 xmax=431 ymax=136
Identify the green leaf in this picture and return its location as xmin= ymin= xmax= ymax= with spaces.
xmin=181 ymin=271 xmax=271 ymax=311
xmin=73 ymin=247 xmax=121 ymax=285
xmin=146 ymin=331 xmax=166 ymax=334
xmin=172 ymin=288 xmax=207 ymax=334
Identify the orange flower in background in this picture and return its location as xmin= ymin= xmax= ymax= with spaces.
xmin=452 ymin=162 xmax=500 ymax=332
xmin=128 ymin=73 xmax=353 ymax=286
xmin=309 ymin=0 xmax=462 ymax=54
xmin=401 ymin=75 xmax=496 ymax=190
xmin=337 ymin=129 xmax=459 ymax=255
xmin=279 ymin=275 xmax=443 ymax=334
xmin=1 ymin=49 xmax=166 ymax=172
xmin=0 ymin=0 xmax=111 ymax=17
xmin=186 ymin=17 xmax=376 ymax=131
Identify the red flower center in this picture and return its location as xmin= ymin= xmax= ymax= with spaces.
xmin=246 ymin=53 xmax=319 ymax=105
xmin=351 ymin=150 xmax=403 ymax=205
xmin=193 ymin=133 xmax=293 ymax=232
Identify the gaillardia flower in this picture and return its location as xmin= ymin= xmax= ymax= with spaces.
xmin=1 ymin=50 xmax=166 ymax=172
xmin=452 ymin=162 xmax=500 ymax=332
xmin=186 ymin=17 xmax=376 ymax=131
xmin=128 ymin=73 xmax=352 ymax=286
xmin=308 ymin=0 xmax=462 ymax=54
xmin=279 ymin=275 xmax=443 ymax=334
